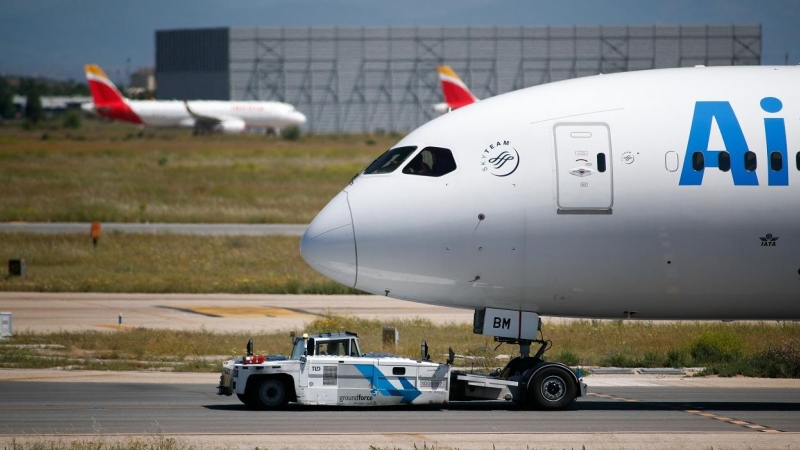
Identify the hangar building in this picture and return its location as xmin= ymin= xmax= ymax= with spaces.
xmin=155 ymin=25 xmax=761 ymax=133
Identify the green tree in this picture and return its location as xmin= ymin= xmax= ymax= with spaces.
xmin=24 ymin=91 xmax=43 ymax=124
xmin=0 ymin=76 xmax=14 ymax=119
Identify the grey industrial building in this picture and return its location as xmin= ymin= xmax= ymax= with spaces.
xmin=155 ymin=25 xmax=761 ymax=133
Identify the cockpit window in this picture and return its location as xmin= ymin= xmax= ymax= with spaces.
xmin=364 ymin=146 xmax=417 ymax=174
xmin=402 ymin=147 xmax=457 ymax=177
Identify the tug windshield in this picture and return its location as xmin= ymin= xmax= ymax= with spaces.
xmin=291 ymin=338 xmax=307 ymax=360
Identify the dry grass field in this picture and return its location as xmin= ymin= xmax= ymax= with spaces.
xmin=0 ymin=119 xmax=387 ymax=294
xmin=0 ymin=232 xmax=357 ymax=294
xmin=2 ymin=315 xmax=799 ymax=376
xmin=0 ymin=120 xmax=396 ymax=223
xmin=2 ymin=120 xmax=799 ymax=378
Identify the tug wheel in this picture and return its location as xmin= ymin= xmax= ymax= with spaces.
xmin=237 ymin=393 xmax=255 ymax=408
xmin=251 ymin=377 xmax=289 ymax=410
xmin=528 ymin=366 xmax=577 ymax=410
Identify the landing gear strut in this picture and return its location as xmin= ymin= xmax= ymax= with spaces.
xmin=471 ymin=308 xmax=583 ymax=409
xmin=493 ymin=336 xmax=550 ymax=379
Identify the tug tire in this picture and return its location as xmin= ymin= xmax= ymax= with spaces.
xmin=528 ymin=366 xmax=577 ymax=410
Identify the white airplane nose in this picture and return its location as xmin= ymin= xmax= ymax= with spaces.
xmin=300 ymin=191 xmax=357 ymax=287
xmin=293 ymin=111 xmax=307 ymax=125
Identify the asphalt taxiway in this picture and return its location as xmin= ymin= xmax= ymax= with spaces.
xmin=2 ymin=288 xmax=799 ymax=448
xmin=0 ymin=374 xmax=798 ymax=449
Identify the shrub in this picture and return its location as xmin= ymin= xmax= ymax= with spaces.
xmin=750 ymin=338 xmax=800 ymax=378
xmin=689 ymin=329 xmax=744 ymax=363
xmin=280 ymin=125 xmax=301 ymax=141
xmin=640 ymin=351 xmax=665 ymax=367
xmin=603 ymin=352 xmax=638 ymax=367
xmin=698 ymin=360 xmax=752 ymax=377
xmin=554 ymin=349 xmax=580 ymax=366
xmin=62 ymin=111 xmax=81 ymax=129
xmin=666 ymin=348 xmax=692 ymax=368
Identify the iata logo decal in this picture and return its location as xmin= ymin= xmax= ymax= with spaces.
xmin=760 ymin=233 xmax=778 ymax=247
xmin=481 ymin=140 xmax=520 ymax=177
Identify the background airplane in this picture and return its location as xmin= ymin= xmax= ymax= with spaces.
xmin=431 ymin=66 xmax=478 ymax=114
xmin=82 ymin=64 xmax=306 ymax=134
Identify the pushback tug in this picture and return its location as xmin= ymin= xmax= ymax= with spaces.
xmin=218 ymin=312 xmax=586 ymax=410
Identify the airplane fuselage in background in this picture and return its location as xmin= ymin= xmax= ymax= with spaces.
xmin=84 ymin=64 xmax=306 ymax=133
xmin=96 ymin=100 xmax=307 ymax=130
xmin=301 ymin=66 xmax=800 ymax=320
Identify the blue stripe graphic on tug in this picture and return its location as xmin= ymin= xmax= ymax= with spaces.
xmin=354 ymin=364 xmax=422 ymax=403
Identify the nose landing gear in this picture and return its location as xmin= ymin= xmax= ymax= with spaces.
xmin=472 ymin=309 xmax=585 ymax=409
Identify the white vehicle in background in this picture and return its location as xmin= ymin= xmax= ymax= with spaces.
xmin=83 ymin=64 xmax=306 ymax=134
xmin=218 ymin=326 xmax=586 ymax=410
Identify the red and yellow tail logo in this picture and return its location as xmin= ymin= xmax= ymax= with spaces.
xmin=84 ymin=64 xmax=142 ymax=124
xmin=438 ymin=66 xmax=478 ymax=110
xmin=85 ymin=64 xmax=125 ymax=105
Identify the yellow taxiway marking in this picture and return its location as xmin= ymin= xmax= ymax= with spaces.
xmin=590 ymin=392 xmax=783 ymax=433
xmin=186 ymin=306 xmax=314 ymax=318
xmin=683 ymin=410 xmax=783 ymax=433
xmin=586 ymin=392 xmax=639 ymax=403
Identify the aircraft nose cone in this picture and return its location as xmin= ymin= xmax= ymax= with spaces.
xmin=293 ymin=111 xmax=307 ymax=125
xmin=300 ymin=191 xmax=356 ymax=287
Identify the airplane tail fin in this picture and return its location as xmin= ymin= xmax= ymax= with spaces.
xmin=438 ymin=66 xmax=478 ymax=110
xmin=85 ymin=64 xmax=126 ymax=106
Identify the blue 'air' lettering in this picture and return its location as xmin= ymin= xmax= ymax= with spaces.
xmin=762 ymin=97 xmax=788 ymax=186
xmin=679 ymin=98 xmax=789 ymax=186
xmin=679 ymin=101 xmax=756 ymax=186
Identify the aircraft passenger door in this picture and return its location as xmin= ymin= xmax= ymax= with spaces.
xmin=554 ymin=123 xmax=613 ymax=211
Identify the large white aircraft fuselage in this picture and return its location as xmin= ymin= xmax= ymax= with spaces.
xmin=301 ymin=66 xmax=800 ymax=320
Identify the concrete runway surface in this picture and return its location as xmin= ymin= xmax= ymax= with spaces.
xmin=0 ymin=292 xmax=475 ymax=333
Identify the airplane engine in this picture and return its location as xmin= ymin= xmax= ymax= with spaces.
xmin=217 ymin=119 xmax=247 ymax=134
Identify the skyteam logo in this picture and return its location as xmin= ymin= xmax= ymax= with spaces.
xmin=679 ymin=97 xmax=788 ymax=186
xmin=481 ymin=140 xmax=520 ymax=177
